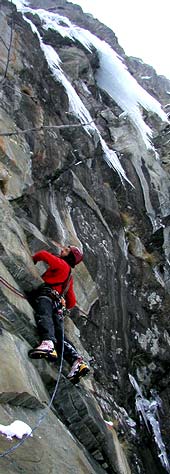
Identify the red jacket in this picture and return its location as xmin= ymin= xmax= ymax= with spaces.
xmin=33 ymin=250 xmax=76 ymax=309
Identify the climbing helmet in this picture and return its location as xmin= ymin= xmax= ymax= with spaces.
xmin=69 ymin=246 xmax=83 ymax=265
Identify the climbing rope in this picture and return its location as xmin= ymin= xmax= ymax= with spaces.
xmin=0 ymin=120 xmax=95 ymax=137
xmin=0 ymin=314 xmax=65 ymax=459
xmin=0 ymin=272 xmax=65 ymax=459
xmin=0 ymin=275 xmax=99 ymax=328
xmin=0 ymin=0 xmax=96 ymax=461
xmin=0 ymin=276 xmax=26 ymax=299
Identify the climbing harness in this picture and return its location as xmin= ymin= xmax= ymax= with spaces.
xmin=0 ymin=270 xmax=86 ymax=459
xmin=0 ymin=314 xmax=65 ymax=459
xmin=0 ymin=273 xmax=68 ymax=458
xmin=0 ymin=274 xmax=99 ymax=328
xmin=0 ymin=0 xmax=97 ymax=460
xmin=52 ymin=293 xmax=67 ymax=319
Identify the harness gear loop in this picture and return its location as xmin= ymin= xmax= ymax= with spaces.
xmin=47 ymin=270 xmax=72 ymax=318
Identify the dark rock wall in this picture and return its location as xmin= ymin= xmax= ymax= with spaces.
xmin=0 ymin=1 xmax=170 ymax=473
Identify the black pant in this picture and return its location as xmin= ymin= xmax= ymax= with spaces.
xmin=34 ymin=295 xmax=79 ymax=366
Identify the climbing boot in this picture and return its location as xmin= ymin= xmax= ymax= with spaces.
xmin=67 ymin=357 xmax=90 ymax=384
xmin=28 ymin=340 xmax=58 ymax=361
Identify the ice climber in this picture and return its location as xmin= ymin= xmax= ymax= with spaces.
xmin=28 ymin=246 xmax=90 ymax=382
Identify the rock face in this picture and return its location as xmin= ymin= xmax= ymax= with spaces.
xmin=0 ymin=1 xmax=170 ymax=473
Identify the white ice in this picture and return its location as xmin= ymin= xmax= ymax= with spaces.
xmin=28 ymin=9 xmax=168 ymax=148
xmin=41 ymin=41 xmax=132 ymax=182
xmin=10 ymin=2 xmax=168 ymax=183
xmin=11 ymin=0 xmax=28 ymax=8
xmin=9 ymin=3 xmax=131 ymax=183
xmin=129 ymin=374 xmax=170 ymax=473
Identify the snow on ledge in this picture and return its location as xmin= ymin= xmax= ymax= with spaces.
xmin=0 ymin=420 xmax=32 ymax=440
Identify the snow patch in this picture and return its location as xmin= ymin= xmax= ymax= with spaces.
xmin=0 ymin=420 xmax=32 ymax=440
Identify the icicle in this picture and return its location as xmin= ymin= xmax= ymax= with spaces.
xmin=24 ymin=8 xmax=168 ymax=147
xmin=10 ymin=3 xmax=132 ymax=184
xmin=9 ymin=2 xmax=134 ymax=184
xmin=39 ymin=42 xmax=133 ymax=184
xmin=48 ymin=183 xmax=66 ymax=243
xmin=100 ymin=138 xmax=133 ymax=186
xmin=12 ymin=2 xmax=168 ymax=182
xmin=129 ymin=374 xmax=170 ymax=473
xmin=40 ymin=43 xmax=95 ymax=135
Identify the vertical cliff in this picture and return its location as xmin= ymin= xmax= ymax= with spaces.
xmin=0 ymin=1 xmax=170 ymax=473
